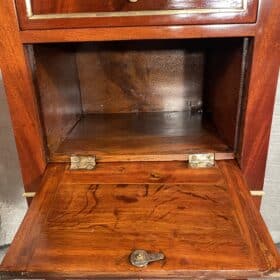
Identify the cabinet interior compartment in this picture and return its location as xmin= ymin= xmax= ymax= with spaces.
xmin=30 ymin=38 xmax=250 ymax=162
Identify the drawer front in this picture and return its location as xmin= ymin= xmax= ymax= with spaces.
xmin=30 ymin=0 xmax=248 ymax=14
xmin=16 ymin=0 xmax=258 ymax=30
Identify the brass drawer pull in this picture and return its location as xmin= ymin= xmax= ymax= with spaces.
xmin=128 ymin=0 xmax=139 ymax=2
xmin=130 ymin=250 xmax=165 ymax=268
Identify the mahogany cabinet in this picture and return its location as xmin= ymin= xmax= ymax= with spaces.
xmin=0 ymin=0 xmax=279 ymax=279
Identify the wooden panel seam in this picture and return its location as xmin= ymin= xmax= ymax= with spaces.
xmin=19 ymin=25 xmax=257 ymax=43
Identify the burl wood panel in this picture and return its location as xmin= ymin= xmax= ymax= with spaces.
xmin=77 ymin=41 xmax=204 ymax=114
xmin=1 ymin=161 xmax=279 ymax=279
xmin=53 ymin=112 xmax=233 ymax=162
xmin=240 ymin=0 xmax=280 ymax=190
xmin=0 ymin=1 xmax=46 ymax=192
xmin=15 ymin=0 xmax=258 ymax=29
xmin=33 ymin=44 xmax=82 ymax=153
xmin=204 ymin=38 xmax=244 ymax=149
xmin=31 ymin=0 xmax=245 ymax=14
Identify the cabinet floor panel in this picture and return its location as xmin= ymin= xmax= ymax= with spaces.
xmin=52 ymin=111 xmax=233 ymax=162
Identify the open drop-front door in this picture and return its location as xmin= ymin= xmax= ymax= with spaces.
xmin=0 ymin=160 xmax=279 ymax=279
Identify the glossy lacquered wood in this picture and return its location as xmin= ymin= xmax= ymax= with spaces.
xmin=204 ymin=39 xmax=245 ymax=149
xmin=52 ymin=112 xmax=233 ymax=162
xmin=33 ymin=39 xmax=243 ymax=162
xmin=239 ymin=0 xmax=280 ymax=189
xmin=1 ymin=161 xmax=279 ymax=279
xmin=30 ymin=0 xmax=246 ymax=14
xmin=20 ymin=24 xmax=257 ymax=43
xmin=33 ymin=44 xmax=82 ymax=152
xmin=1 ymin=0 xmax=280 ymax=278
xmin=76 ymin=41 xmax=204 ymax=114
xmin=0 ymin=1 xmax=46 ymax=192
xmin=15 ymin=0 xmax=258 ymax=30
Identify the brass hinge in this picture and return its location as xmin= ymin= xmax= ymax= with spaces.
xmin=188 ymin=153 xmax=215 ymax=168
xmin=70 ymin=155 xmax=96 ymax=170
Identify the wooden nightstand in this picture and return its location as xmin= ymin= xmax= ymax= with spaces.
xmin=0 ymin=0 xmax=279 ymax=278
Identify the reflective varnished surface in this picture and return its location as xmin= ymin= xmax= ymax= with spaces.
xmin=53 ymin=112 xmax=233 ymax=162
xmin=15 ymin=0 xmax=258 ymax=29
xmin=31 ymin=0 xmax=245 ymax=14
xmin=0 ymin=0 xmax=280 ymax=278
xmin=0 ymin=161 xmax=279 ymax=278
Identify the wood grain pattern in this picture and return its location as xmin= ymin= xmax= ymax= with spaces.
xmin=0 ymin=1 xmax=46 ymax=192
xmin=20 ymin=24 xmax=257 ymax=44
xmin=240 ymin=0 xmax=280 ymax=190
xmin=30 ymin=0 xmax=245 ymax=14
xmin=252 ymin=196 xmax=262 ymax=210
xmin=33 ymin=44 xmax=82 ymax=153
xmin=61 ymin=161 xmax=227 ymax=185
xmin=1 ymin=161 xmax=279 ymax=279
xmin=15 ymin=0 xmax=258 ymax=30
xmin=204 ymin=38 xmax=244 ymax=149
xmin=52 ymin=112 xmax=233 ymax=162
xmin=35 ymin=39 xmax=243 ymax=161
xmin=77 ymin=41 xmax=204 ymax=114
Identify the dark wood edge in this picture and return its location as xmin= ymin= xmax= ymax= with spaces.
xmin=0 ymin=270 xmax=266 ymax=279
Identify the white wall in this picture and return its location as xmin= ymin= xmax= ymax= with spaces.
xmin=262 ymin=72 xmax=280 ymax=244
xmin=0 ymin=72 xmax=27 ymax=247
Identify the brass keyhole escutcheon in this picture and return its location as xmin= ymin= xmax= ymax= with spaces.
xmin=130 ymin=250 xmax=165 ymax=268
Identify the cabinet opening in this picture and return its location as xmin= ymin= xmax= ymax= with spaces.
xmin=30 ymin=38 xmax=250 ymax=162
